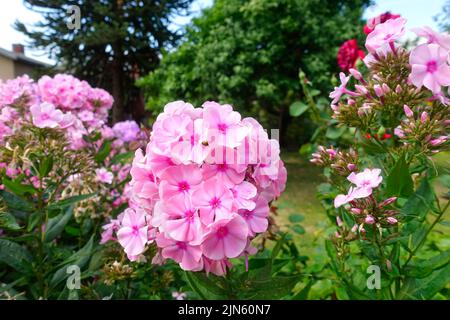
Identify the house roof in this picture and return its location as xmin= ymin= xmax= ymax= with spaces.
xmin=0 ymin=47 xmax=51 ymax=68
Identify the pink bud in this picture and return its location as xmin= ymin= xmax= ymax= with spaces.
xmin=394 ymin=126 xmax=404 ymax=138
xmin=365 ymin=215 xmax=375 ymax=225
xmin=349 ymin=68 xmax=363 ymax=80
xmin=350 ymin=207 xmax=362 ymax=215
xmin=421 ymin=112 xmax=429 ymax=122
xmin=347 ymin=163 xmax=356 ymax=171
xmin=336 ymin=216 xmax=343 ymax=227
xmin=355 ymin=85 xmax=368 ymax=95
xmin=374 ymin=84 xmax=384 ymax=97
xmin=379 ymin=197 xmax=397 ymax=207
xmin=347 ymin=98 xmax=356 ymax=106
xmin=326 ymin=149 xmax=337 ymax=157
xmin=335 ymin=231 xmax=341 ymax=238
xmin=395 ymin=85 xmax=402 ymax=93
xmin=387 ymin=217 xmax=398 ymax=225
xmin=403 ymin=105 xmax=413 ymax=117
xmin=430 ymin=135 xmax=448 ymax=146
xmin=351 ymin=224 xmax=358 ymax=233
xmin=382 ymin=83 xmax=391 ymax=93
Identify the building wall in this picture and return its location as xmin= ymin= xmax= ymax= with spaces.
xmin=14 ymin=62 xmax=38 ymax=78
xmin=0 ymin=55 xmax=15 ymax=80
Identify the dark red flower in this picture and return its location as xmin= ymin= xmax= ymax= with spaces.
xmin=364 ymin=12 xmax=401 ymax=35
xmin=337 ymin=39 xmax=365 ymax=72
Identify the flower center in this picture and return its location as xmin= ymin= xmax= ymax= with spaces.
xmin=217 ymin=123 xmax=227 ymax=133
xmin=217 ymin=164 xmax=228 ymax=172
xmin=178 ymin=181 xmax=190 ymax=192
xmin=132 ymin=225 xmax=139 ymax=236
xmin=41 ymin=113 xmax=51 ymax=120
xmin=209 ymin=197 xmax=221 ymax=209
xmin=216 ymin=226 xmax=228 ymax=238
xmin=426 ymin=60 xmax=438 ymax=73
xmin=176 ymin=242 xmax=187 ymax=250
xmin=184 ymin=210 xmax=195 ymax=220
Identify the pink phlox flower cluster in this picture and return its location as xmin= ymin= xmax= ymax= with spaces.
xmin=109 ymin=100 xmax=287 ymax=275
xmin=334 ymin=168 xmax=382 ymax=208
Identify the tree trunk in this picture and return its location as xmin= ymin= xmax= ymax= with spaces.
xmin=111 ymin=46 xmax=125 ymax=124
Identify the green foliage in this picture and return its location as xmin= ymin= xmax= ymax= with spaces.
xmin=139 ymin=0 xmax=370 ymax=145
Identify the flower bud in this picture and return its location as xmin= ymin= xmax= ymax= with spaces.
xmin=394 ymin=127 xmax=404 ymax=138
xmin=420 ymin=111 xmax=429 ymax=122
xmin=382 ymin=83 xmax=391 ymax=93
xmin=365 ymin=215 xmax=375 ymax=225
xmin=395 ymin=84 xmax=402 ymax=93
xmin=347 ymin=163 xmax=356 ymax=171
xmin=403 ymin=104 xmax=413 ymax=117
xmin=351 ymin=224 xmax=358 ymax=233
xmin=350 ymin=207 xmax=362 ymax=215
xmin=336 ymin=216 xmax=343 ymax=227
xmin=430 ymin=135 xmax=448 ymax=146
xmin=374 ymin=84 xmax=384 ymax=97
xmin=386 ymin=217 xmax=398 ymax=224
xmin=349 ymin=68 xmax=363 ymax=80
xmin=379 ymin=197 xmax=397 ymax=207
xmin=355 ymin=85 xmax=368 ymax=95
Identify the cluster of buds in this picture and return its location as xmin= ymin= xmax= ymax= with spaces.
xmin=310 ymin=146 xmax=358 ymax=176
xmin=331 ymin=216 xmax=359 ymax=258
xmin=344 ymin=196 xmax=399 ymax=236
xmin=395 ymin=104 xmax=449 ymax=155
xmin=102 ymin=260 xmax=136 ymax=286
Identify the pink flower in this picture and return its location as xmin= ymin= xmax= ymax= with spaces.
xmin=192 ymin=178 xmax=234 ymax=225
xmin=112 ymin=120 xmax=141 ymax=142
xmin=329 ymin=73 xmax=352 ymax=104
xmin=30 ymin=102 xmax=64 ymax=128
xmin=159 ymin=164 xmax=203 ymax=200
xmin=203 ymin=101 xmax=248 ymax=148
xmin=409 ymin=43 xmax=450 ymax=93
xmin=365 ymin=18 xmax=406 ymax=54
xmin=412 ymin=26 xmax=450 ymax=51
xmin=347 ymin=168 xmax=383 ymax=191
xmin=201 ymin=215 xmax=248 ymax=260
xmin=238 ymin=196 xmax=269 ymax=236
xmin=364 ymin=12 xmax=401 ymax=35
xmin=156 ymin=234 xmax=203 ymax=271
xmin=202 ymin=162 xmax=246 ymax=188
xmin=163 ymin=195 xmax=203 ymax=243
xmin=230 ymin=181 xmax=257 ymax=210
xmin=172 ymin=292 xmax=187 ymax=300
xmin=95 ymin=168 xmax=114 ymax=184
xmin=117 ymin=208 xmax=148 ymax=257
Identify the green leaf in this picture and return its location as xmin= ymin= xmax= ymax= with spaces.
xmin=0 ymin=212 xmax=21 ymax=231
xmin=293 ymin=280 xmax=313 ymax=300
xmin=405 ymin=249 xmax=450 ymax=279
xmin=0 ymin=190 xmax=33 ymax=213
xmin=94 ymin=140 xmax=111 ymax=163
xmin=288 ymin=214 xmax=304 ymax=223
xmin=399 ymin=264 xmax=450 ymax=299
xmin=325 ymin=126 xmax=346 ymax=140
xmin=44 ymin=206 xmax=73 ymax=242
xmin=2 ymin=177 xmax=36 ymax=196
xmin=39 ymin=156 xmax=54 ymax=178
xmin=111 ymin=151 xmax=134 ymax=164
xmin=289 ymin=101 xmax=309 ymax=117
xmin=50 ymin=236 xmax=95 ymax=288
xmin=184 ymin=272 xmax=226 ymax=299
xmin=47 ymin=193 xmax=95 ymax=211
xmin=400 ymin=179 xmax=434 ymax=221
xmin=292 ymin=225 xmax=305 ymax=234
xmin=271 ymin=233 xmax=286 ymax=259
xmin=244 ymin=275 xmax=301 ymax=299
xmin=386 ymin=155 xmax=414 ymax=198
xmin=0 ymin=239 xmax=32 ymax=273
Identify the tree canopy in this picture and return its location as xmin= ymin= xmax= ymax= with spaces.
xmin=139 ymin=0 xmax=371 ymax=146
xmin=15 ymin=0 xmax=194 ymax=122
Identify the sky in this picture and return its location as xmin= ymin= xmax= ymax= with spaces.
xmin=0 ymin=0 xmax=447 ymax=65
